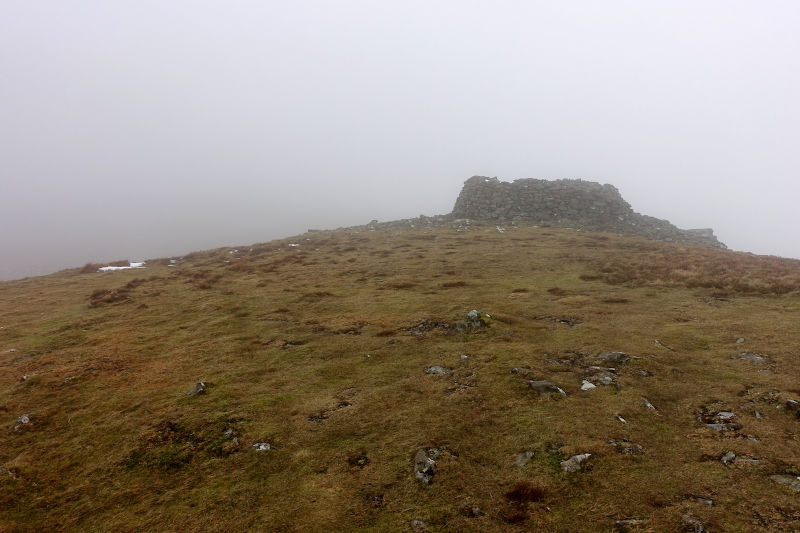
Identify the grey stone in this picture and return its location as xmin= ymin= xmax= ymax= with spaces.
xmin=528 ymin=380 xmax=567 ymax=398
xmin=609 ymin=440 xmax=642 ymax=455
xmin=252 ymin=443 xmax=271 ymax=451
xmin=465 ymin=309 xmax=491 ymax=327
xmin=425 ymin=366 xmax=451 ymax=375
xmin=721 ymin=451 xmax=736 ymax=465
xmin=598 ymin=351 xmax=629 ymax=364
xmin=771 ymin=474 xmax=800 ymax=491
xmin=681 ymin=514 xmax=708 ymax=532
xmin=514 ymin=450 xmax=535 ymax=467
xmin=13 ymin=414 xmax=30 ymax=431
xmin=449 ymin=176 xmax=725 ymax=248
xmin=731 ymin=352 xmax=770 ymax=364
xmin=642 ymin=398 xmax=656 ymax=410
xmin=615 ymin=518 xmax=647 ymax=530
xmin=735 ymin=337 xmax=745 ymax=344
xmin=560 ymin=453 xmax=591 ymax=472
xmin=410 ymin=519 xmax=428 ymax=531
xmin=414 ymin=449 xmax=437 ymax=484
xmin=187 ymin=381 xmax=206 ymax=395
xmin=581 ymin=380 xmax=596 ymax=391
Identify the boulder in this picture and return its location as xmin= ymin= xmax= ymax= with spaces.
xmin=560 ymin=453 xmax=591 ymax=472
xmin=414 ymin=449 xmax=437 ymax=484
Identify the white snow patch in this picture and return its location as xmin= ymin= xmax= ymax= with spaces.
xmin=288 ymin=243 xmax=300 ymax=247
xmin=98 ymin=262 xmax=145 ymax=272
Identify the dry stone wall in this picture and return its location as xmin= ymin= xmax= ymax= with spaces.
xmin=450 ymin=176 xmax=725 ymax=248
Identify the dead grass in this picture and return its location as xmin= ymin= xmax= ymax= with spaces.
xmin=2 ymin=224 xmax=800 ymax=531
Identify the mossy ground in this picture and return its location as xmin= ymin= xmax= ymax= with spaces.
xmin=2 ymin=225 xmax=800 ymax=531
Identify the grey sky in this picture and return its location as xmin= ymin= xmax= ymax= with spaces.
xmin=2 ymin=1 xmax=799 ymax=280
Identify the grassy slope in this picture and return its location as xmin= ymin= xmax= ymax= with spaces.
xmin=2 ymin=224 xmax=800 ymax=532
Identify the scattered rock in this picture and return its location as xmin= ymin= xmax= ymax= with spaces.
xmin=637 ymin=370 xmax=652 ymax=377
xmin=63 ymin=376 xmax=76 ymax=383
xmin=425 ymin=366 xmax=452 ymax=375
xmin=187 ymin=381 xmax=206 ymax=396
xmin=252 ymin=443 xmax=271 ymax=451
xmin=347 ymin=452 xmax=370 ymax=468
xmin=615 ymin=518 xmax=647 ymax=530
xmin=528 ymin=380 xmax=567 ymax=398
xmin=697 ymin=409 xmax=740 ymax=432
xmin=514 ymin=451 xmax=535 ymax=467
xmin=307 ymin=412 xmax=328 ymax=424
xmin=654 ymin=339 xmax=675 ymax=351
xmin=681 ymin=513 xmax=708 ymax=532
xmin=0 ymin=467 xmax=18 ymax=479
xmin=410 ymin=519 xmax=428 ymax=531
xmin=616 ymin=414 xmax=628 ymax=424
xmin=642 ymin=398 xmax=657 ymax=410
xmin=511 ymin=367 xmax=531 ymax=374
xmin=720 ymin=451 xmax=736 ymax=465
xmin=468 ymin=506 xmax=484 ymax=517
xmin=735 ymin=337 xmax=745 ymax=344
xmin=560 ymin=453 xmax=591 ymax=472
xmin=770 ymin=474 xmax=800 ymax=491
xmin=785 ymin=399 xmax=800 ymax=412
xmin=460 ymin=354 xmax=469 ymax=360
xmin=13 ymin=414 xmax=30 ymax=431
xmin=690 ymin=495 xmax=714 ymax=506
xmin=609 ymin=440 xmax=642 ymax=455
xmin=465 ymin=309 xmax=492 ymax=328
xmin=591 ymin=372 xmax=616 ymax=386
xmin=581 ymin=380 xmax=596 ymax=391
xmin=598 ymin=351 xmax=629 ymax=364
xmin=414 ymin=449 xmax=437 ymax=484
xmin=731 ymin=352 xmax=770 ymax=364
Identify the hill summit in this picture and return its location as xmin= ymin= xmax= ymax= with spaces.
xmin=450 ymin=176 xmax=725 ymax=248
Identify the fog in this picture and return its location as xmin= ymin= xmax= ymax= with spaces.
xmin=2 ymin=1 xmax=799 ymax=281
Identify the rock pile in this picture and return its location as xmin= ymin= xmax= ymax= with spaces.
xmin=450 ymin=176 xmax=725 ymax=248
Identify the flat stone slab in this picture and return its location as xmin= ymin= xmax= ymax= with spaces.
xmin=425 ymin=366 xmax=452 ymax=375
xmin=528 ymin=380 xmax=567 ymax=398
xmin=598 ymin=351 xmax=629 ymax=364
xmin=771 ymin=474 xmax=800 ymax=491
xmin=731 ymin=352 xmax=770 ymax=364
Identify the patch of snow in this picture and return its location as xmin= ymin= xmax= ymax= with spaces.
xmin=98 ymin=262 xmax=145 ymax=272
xmin=288 ymin=243 xmax=300 ymax=247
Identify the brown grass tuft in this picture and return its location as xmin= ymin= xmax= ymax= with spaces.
xmin=505 ymin=481 xmax=546 ymax=502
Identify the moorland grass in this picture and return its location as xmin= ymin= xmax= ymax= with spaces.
xmin=1 ymin=225 xmax=800 ymax=531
